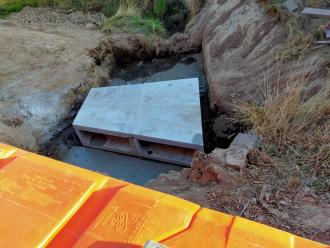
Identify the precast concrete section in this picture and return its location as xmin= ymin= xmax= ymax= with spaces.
xmin=73 ymin=78 xmax=204 ymax=166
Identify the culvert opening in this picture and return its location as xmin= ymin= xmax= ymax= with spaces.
xmin=199 ymin=84 xmax=239 ymax=153
xmin=90 ymin=133 xmax=108 ymax=147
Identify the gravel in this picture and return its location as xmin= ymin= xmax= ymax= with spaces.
xmin=8 ymin=7 xmax=107 ymax=29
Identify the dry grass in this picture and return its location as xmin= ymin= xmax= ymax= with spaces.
xmin=115 ymin=1 xmax=141 ymax=16
xmin=277 ymin=17 xmax=314 ymax=62
xmin=236 ymin=61 xmax=330 ymax=176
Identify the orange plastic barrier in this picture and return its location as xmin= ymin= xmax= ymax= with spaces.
xmin=0 ymin=143 xmax=327 ymax=248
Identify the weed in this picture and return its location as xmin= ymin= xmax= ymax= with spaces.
xmin=277 ymin=17 xmax=314 ymax=62
xmin=103 ymin=14 xmax=166 ymax=37
xmin=235 ymin=61 xmax=330 ymax=177
xmin=311 ymin=179 xmax=328 ymax=192
xmin=102 ymin=0 xmax=167 ymax=36
xmin=153 ymin=0 xmax=167 ymax=19
xmin=265 ymin=144 xmax=280 ymax=157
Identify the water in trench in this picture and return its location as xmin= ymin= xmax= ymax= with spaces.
xmin=46 ymin=53 xmax=220 ymax=186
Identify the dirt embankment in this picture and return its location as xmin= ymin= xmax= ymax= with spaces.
xmin=0 ymin=8 xmax=112 ymax=151
xmin=92 ymin=0 xmax=328 ymax=112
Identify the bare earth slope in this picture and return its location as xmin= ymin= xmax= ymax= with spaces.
xmin=0 ymin=8 xmax=110 ymax=151
xmin=181 ymin=0 xmax=328 ymax=112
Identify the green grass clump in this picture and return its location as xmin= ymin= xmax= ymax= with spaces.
xmin=153 ymin=0 xmax=167 ymax=19
xmin=0 ymin=0 xmax=120 ymax=17
xmin=0 ymin=0 xmax=38 ymax=17
xmin=103 ymin=14 xmax=167 ymax=37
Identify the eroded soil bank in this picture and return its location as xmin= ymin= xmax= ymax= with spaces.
xmin=0 ymin=8 xmax=111 ymax=150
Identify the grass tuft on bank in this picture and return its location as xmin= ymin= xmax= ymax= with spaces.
xmin=101 ymin=1 xmax=167 ymax=36
xmin=103 ymin=14 xmax=166 ymax=37
xmin=236 ymin=62 xmax=330 ymax=178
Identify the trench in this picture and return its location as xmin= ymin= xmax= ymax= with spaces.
xmin=45 ymin=53 xmax=233 ymax=186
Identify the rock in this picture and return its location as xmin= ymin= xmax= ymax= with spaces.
xmin=190 ymin=133 xmax=258 ymax=176
xmin=282 ymin=0 xmax=299 ymax=12
xmin=226 ymin=146 xmax=249 ymax=170
xmin=225 ymin=133 xmax=258 ymax=170
xmin=231 ymin=133 xmax=258 ymax=150
xmin=210 ymin=148 xmax=228 ymax=164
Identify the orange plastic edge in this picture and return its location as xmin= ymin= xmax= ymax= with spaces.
xmin=0 ymin=144 xmax=328 ymax=248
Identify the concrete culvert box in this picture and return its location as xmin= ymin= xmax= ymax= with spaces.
xmin=73 ymin=78 xmax=204 ymax=166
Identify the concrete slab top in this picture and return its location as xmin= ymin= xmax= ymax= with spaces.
xmin=302 ymin=8 xmax=330 ymax=18
xmin=73 ymin=78 xmax=204 ymax=149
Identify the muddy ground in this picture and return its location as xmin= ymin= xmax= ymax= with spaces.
xmin=0 ymin=7 xmax=110 ymax=151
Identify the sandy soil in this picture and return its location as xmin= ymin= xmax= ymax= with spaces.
xmin=0 ymin=8 xmax=111 ymax=151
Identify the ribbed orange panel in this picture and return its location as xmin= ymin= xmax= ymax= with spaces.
xmin=64 ymin=184 xmax=199 ymax=247
xmin=163 ymin=208 xmax=234 ymax=248
xmin=0 ymin=143 xmax=327 ymax=248
xmin=226 ymin=217 xmax=328 ymax=248
xmin=0 ymin=144 xmax=108 ymax=248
